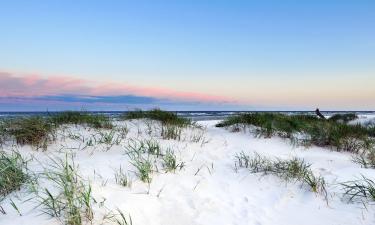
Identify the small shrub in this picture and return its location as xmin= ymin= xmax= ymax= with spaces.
xmin=0 ymin=151 xmax=28 ymax=197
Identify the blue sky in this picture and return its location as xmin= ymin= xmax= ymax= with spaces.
xmin=0 ymin=0 xmax=374 ymax=111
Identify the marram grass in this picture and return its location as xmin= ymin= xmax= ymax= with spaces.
xmin=235 ymin=152 xmax=327 ymax=196
xmin=217 ymin=113 xmax=373 ymax=153
xmin=0 ymin=151 xmax=28 ymax=198
xmin=123 ymin=109 xmax=191 ymax=126
xmin=0 ymin=111 xmax=113 ymax=150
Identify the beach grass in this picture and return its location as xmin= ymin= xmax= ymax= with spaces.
xmin=342 ymin=176 xmax=375 ymax=202
xmin=352 ymin=149 xmax=375 ymax=168
xmin=50 ymin=111 xmax=113 ymax=129
xmin=123 ymin=109 xmax=192 ymax=141
xmin=217 ymin=113 xmax=372 ymax=153
xmin=161 ymin=124 xmax=183 ymax=140
xmin=123 ymin=109 xmax=191 ymax=126
xmin=235 ymin=152 xmax=326 ymax=195
xmin=36 ymin=155 xmax=94 ymax=225
xmin=162 ymin=149 xmax=184 ymax=172
xmin=0 ymin=151 xmax=28 ymax=198
xmin=107 ymin=209 xmax=133 ymax=225
xmin=368 ymin=125 xmax=375 ymax=137
xmin=328 ymin=113 xmax=358 ymax=123
xmin=114 ymin=166 xmax=131 ymax=187
xmin=0 ymin=111 xmax=113 ymax=150
xmin=6 ymin=116 xmax=56 ymax=150
xmin=128 ymin=153 xmax=153 ymax=183
xmin=125 ymin=139 xmax=163 ymax=158
xmin=0 ymin=120 xmax=7 ymax=146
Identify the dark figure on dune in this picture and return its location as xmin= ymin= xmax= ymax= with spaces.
xmin=315 ymin=108 xmax=326 ymax=120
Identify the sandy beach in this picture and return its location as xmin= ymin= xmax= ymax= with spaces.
xmin=1 ymin=112 xmax=375 ymax=225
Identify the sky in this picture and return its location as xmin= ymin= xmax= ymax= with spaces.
xmin=0 ymin=0 xmax=374 ymax=111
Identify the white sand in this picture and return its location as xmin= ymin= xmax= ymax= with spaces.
xmin=1 ymin=118 xmax=375 ymax=225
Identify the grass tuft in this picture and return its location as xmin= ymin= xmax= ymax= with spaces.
xmin=161 ymin=124 xmax=182 ymax=140
xmin=352 ymin=148 xmax=375 ymax=168
xmin=123 ymin=109 xmax=191 ymax=126
xmin=217 ymin=113 xmax=372 ymax=154
xmin=0 ymin=120 xmax=7 ymax=147
xmin=106 ymin=208 xmax=132 ymax=225
xmin=125 ymin=139 xmax=162 ymax=158
xmin=0 ymin=151 xmax=28 ymax=198
xmin=50 ymin=111 xmax=113 ymax=129
xmin=114 ymin=166 xmax=131 ymax=187
xmin=6 ymin=117 xmax=55 ymax=150
xmin=0 ymin=111 xmax=114 ymax=150
xmin=342 ymin=176 xmax=375 ymax=202
xmin=128 ymin=153 xmax=153 ymax=183
xmin=36 ymin=155 xmax=95 ymax=225
xmin=162 ymin=149 xmax=184 ymax=172
xmin=328 ymin=113 xmax=358 ymax=123
xmin=368 ymin=125 xmax=375 ymax=137
xmin=235 ymin=152 xmax=326 ymax=195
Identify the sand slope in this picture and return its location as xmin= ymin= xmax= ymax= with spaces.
xmin=1 ymin=119 xmax=374 ymax=225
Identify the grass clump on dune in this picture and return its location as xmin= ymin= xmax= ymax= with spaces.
xmin=161 ymin=124 xmax=183 ymax=140
xmin=342 ymin=176 xmax=375 ymax=202
xmin=128 ymin=154 xmax=153 ymax=183
xmin=0 ymin=151 xmax=28 ymax=198
xmin=235 ymin=152 xmax=326 ymax=195
xmin=114 ymin=166 xmax=131 ymax=187
xmin=305 ymin=123 xmax=371 ymax=152
xmin=352 ymin=149 xmax=375 ymax=169
xmin=124 ymin=109 xmax=191 ymax=140
xmin=162 ymin=149 xmax=184 ymax=172
xmin=0 ymin=111 xmax=113 ymax=150
xmin=217 ymin=113 xmax=319 ymax=138
xmin=368 ymin=126 xmax=375 ymax=137
xmin=36 ymin=155 xmax=95 ymax=225
xmin=6 ymin=117 xmax=56 ymax=150
xmin=0 ymin=120 xmax=7 ymax=146
xmin=328 ymin=113 xmax=358 ymax=123
xmin=50 ymin=111 xmax=113 ymax=129
xmin=123 ymin=109 xmax=191 ymax=126
xmin=125 ymin=139 xmax=162 ymax=158
xmin=217 ymin=113 xmax=373 ymax=153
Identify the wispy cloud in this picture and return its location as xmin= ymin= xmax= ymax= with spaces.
xmin=0 ymin=71 xmax=237 ymax=110
xmin=33 ymin=95 xmax=158 ymax=104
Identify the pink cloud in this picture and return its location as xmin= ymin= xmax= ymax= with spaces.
xmin=0 ymin=71 xmax=234 ymax=103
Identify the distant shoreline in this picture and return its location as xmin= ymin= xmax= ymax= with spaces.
xmin=1 ymin=110 xmax=375 ymax=121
